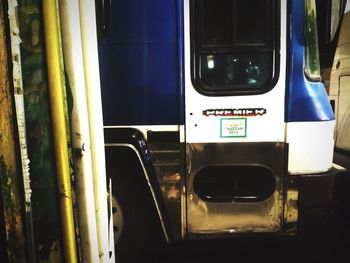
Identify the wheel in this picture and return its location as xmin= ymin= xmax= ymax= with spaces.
xmin=111 ymin=194 xmax=123 ymax=244
xmin=106 ymin=146 xmax=166 ymax=262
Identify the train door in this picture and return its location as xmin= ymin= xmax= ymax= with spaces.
xmin=183 ymin=0 xmax=288 ymax=236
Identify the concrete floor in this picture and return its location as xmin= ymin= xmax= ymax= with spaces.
xmin=142 ymin=214 xmax=350 ymax=263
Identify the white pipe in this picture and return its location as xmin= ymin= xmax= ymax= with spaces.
xmin=78 ymin=0 xmax=113 ymax=262
xmin=58 ymin=0 xmax=99 ymax=262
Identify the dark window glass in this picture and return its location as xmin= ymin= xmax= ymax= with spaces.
xmin=305 ymin=0 xmax=321 ymax=81
xmin=192 ymin=0 xmax=279 ymax=94
xmin=200 ymin=53 xmax=272 ymax=88
xmin=236 ymin=0 xmax=270 ymax=45
xmin=200 ymin=0 xmax=232 ymax=47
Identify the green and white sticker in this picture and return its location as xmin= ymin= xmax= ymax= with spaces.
xmin=220 ymin=118 xmax=247 ymax=138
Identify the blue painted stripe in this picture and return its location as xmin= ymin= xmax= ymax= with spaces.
xmin=99 ymin=0 xmax=181 ymax=126
xmin=287 ymin=0 xmax=334 ymax=122
xmin=177 ymin=0 xmax=185 ymax=125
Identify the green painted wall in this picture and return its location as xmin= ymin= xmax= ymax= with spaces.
xmin=18 ymin=0 xmax=63 ymax=261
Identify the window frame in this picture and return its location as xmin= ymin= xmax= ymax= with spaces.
xmin=190 ymin=0 xmax=281 ymax=96
xmin=304 ymin=0 xmax=322 ymax=82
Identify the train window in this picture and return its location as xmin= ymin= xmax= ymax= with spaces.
xmin=191 ymin=0 xmax=279 ymax=95
xmin=236 ymin=0 xmax=270 ymax=45
xmin=305 ymin=0 xmax=322 ymax=81
xmin=200 ymin=0 xmax=232 ymax=47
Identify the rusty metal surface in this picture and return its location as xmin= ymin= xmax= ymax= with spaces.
xmin=0 ymin=2 xmax=27 ymax=262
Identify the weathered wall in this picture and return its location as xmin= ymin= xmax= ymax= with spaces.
xmin=0 ymin=2 xmax=27 ymax=262
xmin=18 ymin=0 xmax=63 ymax=261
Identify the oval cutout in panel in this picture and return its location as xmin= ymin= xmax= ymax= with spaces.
xmin=193 ymin=165 xmax=276 ymax=202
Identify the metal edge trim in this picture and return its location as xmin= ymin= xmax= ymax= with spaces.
xmin=105 ymin=143 xmax=170 ymax=243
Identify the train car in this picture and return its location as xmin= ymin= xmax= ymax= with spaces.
xmin=329 ymin=1 xmax=350 ymax=170
xmin=96 ymin=0 xmax=342 ymax=258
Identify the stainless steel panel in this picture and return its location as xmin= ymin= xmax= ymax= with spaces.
xmin=148 ymin=143 xmax=183 ymax=241
xmin=186 ymin=142 xmax=287 ymax=236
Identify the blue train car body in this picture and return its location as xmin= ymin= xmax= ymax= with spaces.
xmin=98 ymin=0 xmax=343 ymax=257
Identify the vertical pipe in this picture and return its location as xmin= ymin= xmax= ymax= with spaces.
xmin=58 ymin=0 xmax=100 ymax=262
xmin=78 ymin=0 xmax=113 ymax=261
xmin=42 ymin=1 xmax=77 ymax=262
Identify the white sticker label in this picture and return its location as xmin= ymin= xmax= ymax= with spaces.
xmin=220 ymin=118 xmax=247 ymax=138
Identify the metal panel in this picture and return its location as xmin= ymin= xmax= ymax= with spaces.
xmin=98 ymin=0 xmax=181 ymax=125
xmin=186 ymin=142 xmax=287 ymax=237
xmin=148 ymin=142 xmax=183 ymax=241
xmin=336 ymin=75 xmax=350 ymax=151
xmin=184 ymin=0 xmax=287 ymax=143
xmin=330 ymin=11 xmax=350 ymax=152
xmin=287 ymin=0 xmax=334 ymax=122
